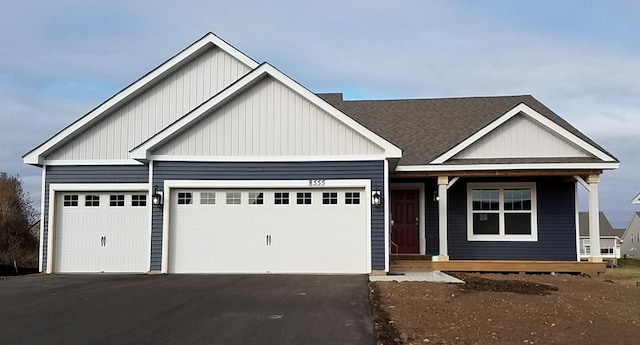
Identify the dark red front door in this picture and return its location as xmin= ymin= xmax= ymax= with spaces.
xmin=391 ymin=190 xmax=420 ymax=253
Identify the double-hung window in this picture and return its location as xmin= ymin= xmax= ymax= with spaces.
xmin=467 ymin=182 xmax=537 ymax=241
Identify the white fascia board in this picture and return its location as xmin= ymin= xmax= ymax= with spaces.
xmin=23 ymin=33 xmax=258 ymax=166
xmin=430 ymin=103 xmax=617 ymax=164
xmin=148 ymin=154 xmax=388 ymax=162
xmin=43 ymin=159 xmax=145 ymax=166
xmin=163 ymin=179 xmax=371 ymax=189
xmin=396 ymin=162 xmax=620 ymax=172
xmin=633 ymin=192 xmax=640 ymax=205
xmin=131 ymin=63 xmax=403 ymax=160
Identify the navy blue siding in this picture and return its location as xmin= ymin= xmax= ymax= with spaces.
xmin=424 ymin=183 xmax=440 ymax=255
xmin=151 ymin=160 xmax=385 ymax=271
xmin=446 ymin=177 xmax=576 ymax=260
xmin=42 ymin=165 xmax=149 ymax=271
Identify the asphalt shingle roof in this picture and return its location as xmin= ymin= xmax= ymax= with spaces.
xmin=318 ymin=94 xmax=616 ymax=166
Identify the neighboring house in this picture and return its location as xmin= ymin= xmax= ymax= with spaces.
xmin=621 ymin=212 xmax=640 ymax=259
xmin=633 ymin=192 xmax=640 ymax=205
xmin=578 ymin=212 xmax=622 ymax=265
xmin=23 ymin=33 xmax=619 ymax=274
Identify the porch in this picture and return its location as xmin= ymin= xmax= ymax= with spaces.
xmin=390 ymin=254 xmax=606 ymax=276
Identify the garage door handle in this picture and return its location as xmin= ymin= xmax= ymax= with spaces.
xmin=100 ymin=236 xmax=106 ymax=247
xmin=266 ymin=234 xmax=272 ymax=246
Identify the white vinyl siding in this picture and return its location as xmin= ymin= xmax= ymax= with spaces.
xmin=46 ymin=47 xmax=251 ymax=161
xmin=152 ymin=77 xmax=385 ymax=157
xmin=454 ymin=114 xmax=591 ymax=159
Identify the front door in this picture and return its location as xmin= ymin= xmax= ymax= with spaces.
xmin=391 ymin=190 xmax=420 ymax=253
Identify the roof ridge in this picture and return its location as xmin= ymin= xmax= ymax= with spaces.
xmin=340 ymin=94 xmax=534 ymax=103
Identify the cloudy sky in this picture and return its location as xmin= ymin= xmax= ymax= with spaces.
xmin=1 ymin=1 xmax=638 ymax=227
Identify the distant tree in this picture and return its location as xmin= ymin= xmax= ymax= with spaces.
xmin=0 ymin=172 xmax=38 ymax=267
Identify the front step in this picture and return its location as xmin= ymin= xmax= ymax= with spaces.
xmin=390 ymin=255 xmax=434 ymax=272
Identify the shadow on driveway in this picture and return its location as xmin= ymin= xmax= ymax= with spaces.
xmin=0 ymin=274 xmax=375 ymax=345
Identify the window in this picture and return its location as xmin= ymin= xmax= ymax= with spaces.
xmin=467 ymin=183 xmax=537 ymax=241
xmin=345 ymin=192 xmax=360 ymax=205
xmin=297 ymin=192 xmax=312 ymax=205
xmin=581 ymin=239 xmax=591 ymax=255
xmin=63 ymin=195 xmax=78 ymax=207
xmin=274 ymin=192 xmax=289 ymax=205
xmin=177 ymin=192 xmax=192 ymax=205
xmin=249 ymin=192 xmax=264 ymax=205
xmin=132 ymin=194 xmax=147 ymax=207
xmin=322 ymin=192 xmax=338 ymax=205
xmin=226 ymin=192 xmax=241 ymax=205
xmin=85 ymin=195 xmax=99 ymax=207
xmin=601 ymin=247 xmax=614 ymax=255
xmin=110 ymin=194 xmax=125 ymax=207
xmin=201 ymin=192 xmax=216 ymax=205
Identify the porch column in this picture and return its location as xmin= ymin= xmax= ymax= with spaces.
xmin=587 ymin=174 xmax=602 ymax=262
xmin=436 ymin=176 xmax=449 ymax=260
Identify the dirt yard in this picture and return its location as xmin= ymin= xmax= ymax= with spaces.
xmin=371 ymin=272 xmax=640 ymax=344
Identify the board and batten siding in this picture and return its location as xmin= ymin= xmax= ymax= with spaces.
xmin=153 ymin=76 xmax=384 ymax=157
xmin=42 ymin=165 xmax=149 ymax=271
xmin=151 ymin=160 xmax=385 ymax=271
xmin=446 ymin=177 xmax=577 ymax=260
xmin=454 ymin=114 xmax=591 ymax=159
xmin=46 ymin=47 xmax=252 ymax=161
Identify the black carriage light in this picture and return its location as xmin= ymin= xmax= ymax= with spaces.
xmin=371 ymin=191 xmax=381 ymax=207
xmin=152 ymin=185 xmax=163 ymax=207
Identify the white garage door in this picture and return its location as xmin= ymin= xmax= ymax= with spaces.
xmin=168 ymin=188 xmax=368 ymax=274
xmin=54 ymin=192 xmax=149 ymax=273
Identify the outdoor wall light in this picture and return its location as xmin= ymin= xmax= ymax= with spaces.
xmin=371 ymin=191 xmax=381 ymax=207
xmin=151 ymin=185 xmax=163 ymax=207
xmin=433 ymin=191 xmax=440 ymax=202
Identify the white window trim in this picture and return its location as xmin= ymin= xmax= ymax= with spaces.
xmin=467 ymin=182 xmax=538 ymax=242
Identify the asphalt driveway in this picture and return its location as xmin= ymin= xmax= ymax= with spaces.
xmin=0 ymin=274 xmax=375 ymax=345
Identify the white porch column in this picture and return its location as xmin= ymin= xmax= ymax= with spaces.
xmin=587 ymin=174 xmax=602 ymax=262
xmin=435 ymin=176 xmax=449 ymax=261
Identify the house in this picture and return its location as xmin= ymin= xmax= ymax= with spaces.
xmin=621 ymin=212 xmax=640 ymax=259
xmin=633 ymin=192 xmax=640 ymax=205
xmin=23 ymin=33 xmax=619 ymax=274
xmin=578 ymin=212 xmax=622 ymax=265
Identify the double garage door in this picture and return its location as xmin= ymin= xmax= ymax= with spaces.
xmin=54 ymin=192 xmax=149 ymax=273
xmin=168 ymin=188 xmax=368 ymax=274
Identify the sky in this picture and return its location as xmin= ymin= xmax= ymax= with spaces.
xmin=1 ymin=1 xmax=638 ymax=227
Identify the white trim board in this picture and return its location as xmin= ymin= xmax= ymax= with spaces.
xmin=45 ymin=183 xmax=150 ymax=274
xmin=160 ymin=179 xmax=372 ymax=274
xmin=24 ymin=33 xmax=258 ymax=166
xmin=395 ymin=162 xmax=619 ymax=172
xmin=430 ymin=103 xmax=618 ymax=164
xmin=130 ymin=63 xmax=402 ymax=161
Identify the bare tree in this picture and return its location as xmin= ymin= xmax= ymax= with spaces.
xmin=0 ymin=172 xmax=38 ymax=267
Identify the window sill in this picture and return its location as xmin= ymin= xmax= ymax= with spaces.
xmin=467 ymin=234 xmax=538 ymax=242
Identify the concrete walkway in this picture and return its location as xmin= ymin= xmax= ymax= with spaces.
xmin=369 ymin=271 xmax=464 ymax=283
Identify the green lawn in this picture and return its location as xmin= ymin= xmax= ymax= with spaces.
xmin=606 ymin=259 xmax=640 ymax=285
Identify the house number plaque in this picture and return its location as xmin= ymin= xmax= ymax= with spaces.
xmin=308 ymin=179 xmax=326 ymax=187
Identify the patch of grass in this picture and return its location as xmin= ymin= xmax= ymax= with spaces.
xmin=606 ymin=261 xmax=640 ymax=285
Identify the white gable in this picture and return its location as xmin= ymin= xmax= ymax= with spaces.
xmin=453 ymin=113 xmax=592 ymax=160
xmin=45 ymin=46 xmax=252 ymax=161
xmin=152 ymin=76 xmax=385 ymax=158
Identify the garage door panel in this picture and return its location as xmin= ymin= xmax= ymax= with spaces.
xmin=169 ymin=187 xmax=368 ymax=274
xmin=55 ymin=192 xmax=149 ymax=273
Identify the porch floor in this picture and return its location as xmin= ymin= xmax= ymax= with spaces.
xmin=390 ymin=255 xmax=606 ymax=275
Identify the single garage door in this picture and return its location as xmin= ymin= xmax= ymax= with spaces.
xmin=54 ymin=192 xmax=149 ymax=273
xmin=168 ymin=188 xmax=368 ymax=273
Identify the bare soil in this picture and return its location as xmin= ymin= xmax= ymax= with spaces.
xmin=371 ymin=273 xmax=640 ymax=344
